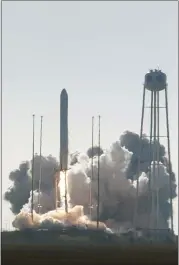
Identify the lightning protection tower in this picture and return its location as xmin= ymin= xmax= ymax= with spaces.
xmin=134 ymin=69 xmax=174 ymax=235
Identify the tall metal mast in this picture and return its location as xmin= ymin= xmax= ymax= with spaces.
xmin=38 ymin=116 xmax=43 ymax=214
xmin=31 ymin=114 xmax=35 ymax=221
xmin=97 ymin=115 xmax=101 ymax=229
xmin=133 ymin=86 xmax=145 ymax=229
xmin=89 ymin=116 xmax=94 ymax=219
xmin=165 ymin=86 xmax=174 ymax=233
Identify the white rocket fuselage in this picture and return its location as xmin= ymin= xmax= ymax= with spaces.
xmin=60 ymin=89 xmax=68 ymax=171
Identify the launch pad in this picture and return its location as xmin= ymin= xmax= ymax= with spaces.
xmin=2 ymin=226 xmax=177 ymax=247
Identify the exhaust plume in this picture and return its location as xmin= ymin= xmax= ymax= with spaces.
xmin=4 ymin=131 xmax=176 ymax=232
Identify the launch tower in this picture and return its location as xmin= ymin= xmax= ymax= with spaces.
xmin=134 ymin=69 xmax=174 ymax=235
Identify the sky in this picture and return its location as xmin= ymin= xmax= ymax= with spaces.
xmin=2 ymin=1 xmax=178 ymax=233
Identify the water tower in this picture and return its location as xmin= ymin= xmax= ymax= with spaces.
xmin=134 ymin=69 xmax=174 ymax=234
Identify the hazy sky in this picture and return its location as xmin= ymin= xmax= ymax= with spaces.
xmin=2 ymin=1 xmax=178 ymax=233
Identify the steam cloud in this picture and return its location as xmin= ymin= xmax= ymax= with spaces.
xmin=4 ymin=131 xmax=176 ymax=233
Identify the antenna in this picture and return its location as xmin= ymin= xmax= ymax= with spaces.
xmin=38 ymin=116 xmax=43 ymax=214
xmin=89 ymin=116 xmax=94 ymax=219
xmin=31 ymin=114 xmax=35 ymax=222
xmin=97 ymin=115 xmax=101 ymax=229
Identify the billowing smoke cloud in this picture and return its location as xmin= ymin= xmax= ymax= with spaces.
xmin=120 ymin=131 xmax=177 ymax=224
xmin=4 ymin=131 xmax=177 ymax=233
xmin=87 ymin=146 xmax=104 ymax=158
xmin=4 ymin=155 xmax=58 ymax=214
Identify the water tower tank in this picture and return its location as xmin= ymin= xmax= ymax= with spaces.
xmin=144 ymin=69 xmax=167 ymax=91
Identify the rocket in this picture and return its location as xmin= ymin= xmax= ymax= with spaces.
xmin=60 ymin=88 xmax=68 ymax=171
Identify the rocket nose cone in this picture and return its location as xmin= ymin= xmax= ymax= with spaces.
xmin=61 ymin=88 xmax=68 ymax=96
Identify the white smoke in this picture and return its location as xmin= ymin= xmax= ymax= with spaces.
xmin=150 ymin=162 xmax=170 ymax=191
xmin=12 ymin=139 xmax=172 ymax=232
xmin=133 ymin=172 xmax=149 ymax=195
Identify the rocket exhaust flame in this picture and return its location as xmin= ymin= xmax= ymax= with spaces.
xmin=64 ymin=170 xmax=68 ymax=213
xmin=54 ymin=171 xmax=60 ymax=210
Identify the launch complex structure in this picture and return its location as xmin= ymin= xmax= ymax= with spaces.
xmin=30 ymin=69 xmax=175 ymax=238
xmin=30 ymin=88 xmax=102 ymax=228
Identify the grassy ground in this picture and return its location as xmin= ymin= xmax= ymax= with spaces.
xmin=2 ymin=244 xmax=177 ymax=265
xmin=2 ymin=230 xmax=178 ymax=264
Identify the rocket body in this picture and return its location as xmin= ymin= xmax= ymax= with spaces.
xmin=60 ymin=89 xmax=68 ymax=171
